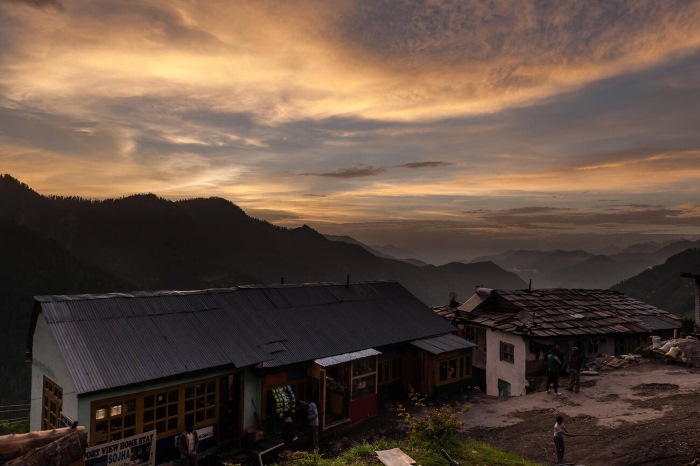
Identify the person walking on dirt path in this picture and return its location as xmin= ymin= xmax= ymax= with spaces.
xmin=546 ymin=348 xmax=562 ymax=395
xmin=553 ymin=415 xmax=576 ymax=465
xmin=567 ymin=347 xmax=583 ymax=393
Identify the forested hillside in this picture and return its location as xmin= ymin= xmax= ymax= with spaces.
xmin=0 ymin=174 xmax=525 ymax=404
xmin=612 ymin=248 xmax=700 ymax=316
xmin=0 ymin=218 xmax=132 ymax=404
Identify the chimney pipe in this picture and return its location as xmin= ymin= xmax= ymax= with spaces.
xmin=346 ymin=274 xmax=350 ymax=288
xmin=528 ymin=279 xmax=532 ymax=292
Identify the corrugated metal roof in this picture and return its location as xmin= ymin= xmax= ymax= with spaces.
xmin=435 ymin=288 xmax=681 ymax=338
xmin=410 ymin=333 xmax=476 ymax=354
xmin=33 ymin=280 xmax=455 ymax=394
xmin=314 ymin=348 xmax=382 ymax=367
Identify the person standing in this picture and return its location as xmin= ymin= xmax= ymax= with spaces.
xmin=178 ymin=417 xmax=199 ymax=466
xmin=567 ymin=347 xmax=583 ymax=393
xmin=546 ymin=349 xmax=562 ymax=395
xmin=553 ymin=415 xmax=576 ymax=465
xmin=306 ymin=399 xmax=319 ymax=451
xmin=282 ymin=409 xmax=296 ymax=450
xmin=554 ymin=344 xmax=566 ymax=373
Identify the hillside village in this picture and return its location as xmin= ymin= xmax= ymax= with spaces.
xmin=1 ymin=176 xmax=700 ymax=465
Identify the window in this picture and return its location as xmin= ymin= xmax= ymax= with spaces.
xmin=90 ymin=377 xmax=220 ymax=446
xmin=588 ymin=339 xmax=599 ymax=354
xmin=184 ymin=380 xmax=218 ymax=425
xmin=143 ymin=389 xmax=179 ymax=436
xmin=378 ymin=357 xmax=403 ymax=385
xmin=467 ymin=327 xmax=487 ymax=353
xmin=350 ymin=356 xmax=377 ymax=400
xmin=436 ymin=355 xmax=470 ymax=385
xmin=93 ymin=397 xmax=137 ymax=443
xmin=42 ymin=377 xmax=63 ymax=430
xmin=499 ymin=342 xmax=515 ymax=363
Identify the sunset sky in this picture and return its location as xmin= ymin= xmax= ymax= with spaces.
xmin=2 ymin=0 xmax=700 ymax=263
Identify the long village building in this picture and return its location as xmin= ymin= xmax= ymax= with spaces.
xmin=27 ymin=281 xmax=474 ymax=464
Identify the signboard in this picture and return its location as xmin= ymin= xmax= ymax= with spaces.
xmin=84 ymin=430 xmax=156 ymax=466
xmin=59 ymin=411 xmax=75 ymax=428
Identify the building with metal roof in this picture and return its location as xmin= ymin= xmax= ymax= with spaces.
xmin=434 ymin=287 xmax=680 ymax=397
xmin=28 ymin=280 xmax=474 ymax=464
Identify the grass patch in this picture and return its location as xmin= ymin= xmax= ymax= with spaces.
xmin=275 ymin=438 xmax=539 ymax=466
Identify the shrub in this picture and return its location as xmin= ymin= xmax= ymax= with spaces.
xmin=396 ymin=386 xmax=464 ymax=447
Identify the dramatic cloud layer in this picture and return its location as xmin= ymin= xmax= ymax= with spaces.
xmin=2 ymin=0 xmax=700 ymax=262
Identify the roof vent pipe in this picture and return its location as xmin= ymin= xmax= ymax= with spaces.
xmin=528 ymin=279 xmax=532 ymax=292
xmin=346 ymin=274 xmax=350 ymax=288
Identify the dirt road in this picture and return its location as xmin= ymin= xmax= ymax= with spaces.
xmin=460 ymin=359 xmax=700 ymax=466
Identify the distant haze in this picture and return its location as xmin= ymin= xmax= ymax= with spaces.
xmin=2 ymin=1 xmax=700 ymax=263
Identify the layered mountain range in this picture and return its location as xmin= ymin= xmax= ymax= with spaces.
xmin=2 ymin=173 xmax=699 ymax=404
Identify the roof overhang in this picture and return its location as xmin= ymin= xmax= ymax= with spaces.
xmin=410 ymin=333 xmax=476 ymax=355
xmin=314 ymin=348 xmax=382 ymax=367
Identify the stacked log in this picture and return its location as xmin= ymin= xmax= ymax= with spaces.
xmin=0 ymin=426 xmax=87 ymax=465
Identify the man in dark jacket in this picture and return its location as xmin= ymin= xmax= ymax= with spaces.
xmin=567 ymin=347 xmax=584 ymax=393
xmin=178 ymin=417 xmax=199 ymax=466
xmin=545 ymin=349 xmax=562 ymax=395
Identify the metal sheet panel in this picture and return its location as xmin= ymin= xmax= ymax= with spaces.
xmin=36 ymin=281 xmax=461 ymax=392
xmin=410 ymin=334 xmax=476 ymax=355
xmin=314 ymin=348 xmax=382 ymax=367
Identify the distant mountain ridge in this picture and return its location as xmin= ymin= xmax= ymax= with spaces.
xmin=612 ymin=248 xmax=700 ymax=316
xmin=0 ymin=174 xmax=529 ymax=403
xmin=469 ymin=239 xmax=700 ymax=290
xmin=0 ymin=175 xmax=524 ymax=303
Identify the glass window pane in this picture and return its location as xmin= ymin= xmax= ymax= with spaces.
xmin=156 ymin=406 xmax=166 ymax=419
xmin=185 ymin=386 xmax=195 ymax=398
xmin=124 ymin=414 xmax=135 ymax=428
xmin=156 ymin=421 xmax=166 ymax=433
xmin=168 ymin=418 xmax=178 ymax=431
xmin=144 ymin=395 xmax=154 ymax=409
xmin=206 ymin=407 xmax=215 ymax=419
xmin=207 ymin=381 xmax=216 ymax=393
xmin=169 ymin=389 xmax=179 ymax=402
xmin=125 ymin=399 xmax=136 ymax=413
xmin=169 ymin=404 xmax=179 ymax=416
xmin=185 ymin=399 xmax=194 ymax=412
xmin=144 ymin=410 xmax=154 ymax=423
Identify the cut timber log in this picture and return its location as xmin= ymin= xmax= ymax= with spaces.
xmin=0 ymin=426 xmax=87 ymax=465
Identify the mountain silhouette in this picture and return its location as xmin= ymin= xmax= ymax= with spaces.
xmin=612 ymin=248 xmax=700 ymax=316
xmin=0 ymin=174 xmax=528 ymax=404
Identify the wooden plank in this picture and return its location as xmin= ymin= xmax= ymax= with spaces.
xmin=376 ymin=448 xmax=416 ymax=466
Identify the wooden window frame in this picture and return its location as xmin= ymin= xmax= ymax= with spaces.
xmin=378 ymin=356 xmax=403 ymax=385
xmin=90 ymin=376 xmax=220 ymax=446
xmin=499 ymin=341 xmax=515 ymax=363
xmin=350 ymin=356 xmax=377 ymax=401
xmin=435 ymin=354 xmax=470 ymax=386
xmin=42 ymin=377 xmax=63 ymax=430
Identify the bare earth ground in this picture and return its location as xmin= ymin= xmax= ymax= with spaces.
xmin=459 ymin=358 xmax=700 ymax=466
xmin=320 ymin=358 xmax=700 ymax=466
